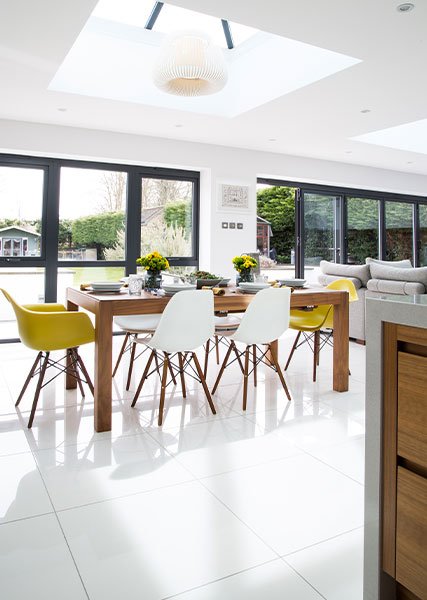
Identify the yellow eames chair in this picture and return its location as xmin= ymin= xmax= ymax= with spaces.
xmin=1 ymin=289 xmax=95 ymax=428
xmin=284 ymin=278 xmax=358 ymax=381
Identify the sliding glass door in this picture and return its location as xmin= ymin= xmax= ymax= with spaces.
xmin=302 ymin=192 xmax=341 ymax=282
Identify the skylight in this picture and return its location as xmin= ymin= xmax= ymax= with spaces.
xmin=92 ymin=0 xmax=258 ymax=48
xmin=352 ymin=119 xmax=427 ymax=155
xmin=50 ymin=1 xmax=361 ymax=118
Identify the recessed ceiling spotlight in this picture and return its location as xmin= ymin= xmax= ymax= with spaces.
xmin=57 ymin=107 xmax=67 ymax=112
xmin=345 ymin=150 xmax=353 ymax=154
xmin=360 ymin=109 xmax=371 ymax=113
xmin=174 ymin=124 xmax=183 ymax=128
xmin=396 ymin=3 xmax=415 ymax=12
xmin=268 ymin=138 xmax=277 ymax=142
xmin=407 ymin=160 xmax=414 ymax=164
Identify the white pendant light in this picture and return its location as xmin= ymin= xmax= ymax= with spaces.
xmin=153 ymin=31 xmax=228 ymax=97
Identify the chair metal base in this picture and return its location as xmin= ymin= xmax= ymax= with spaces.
xmin=16 ymin=348 xmax=94 ymax=428
xmin=212 ymin=341 xmax=292 ymax=409
xmin=131 ymin=350 xmax=216 ymax=426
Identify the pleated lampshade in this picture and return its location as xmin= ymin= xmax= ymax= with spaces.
xmin=153 ymin=31 xmax=228 ymax=97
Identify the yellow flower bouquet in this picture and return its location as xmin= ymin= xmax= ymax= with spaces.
xmin=232 ymin=254 xmax=257 ymax=283
xmin=136 ymin=251 xmax=169 ymax=272
xmin=136 ymin=251 xmax=169 ymax=290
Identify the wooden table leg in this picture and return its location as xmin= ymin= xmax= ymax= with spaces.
xmin=94 ymin=303 xmax=113 ymax=432
xmin=66 ymin=299 xmax=78 ymax=390
xmin=333 ymin=292 xmax=349 ymax=392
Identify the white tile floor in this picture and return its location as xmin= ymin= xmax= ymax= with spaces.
xmin=0 ymin=331 xmax=366 ymax=600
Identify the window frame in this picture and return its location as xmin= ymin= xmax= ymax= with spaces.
xmin=258 ymin=177 xmax=427 ymax=277
xmin=0 ymin=154 xmax=200 ymax=342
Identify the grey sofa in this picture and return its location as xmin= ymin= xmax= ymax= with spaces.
xmin=317 ymin=258 xmax=427 ymax=341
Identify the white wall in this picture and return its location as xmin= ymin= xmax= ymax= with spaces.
xmin=1 ymin=119 xmax=426 ymax=277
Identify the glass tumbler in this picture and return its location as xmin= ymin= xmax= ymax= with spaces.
xmin=128 ymin=274 xmax=143 ymax=295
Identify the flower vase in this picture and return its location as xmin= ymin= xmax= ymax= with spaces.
xmin=236 ymin=269 xmax=254 ymax=284
xmin=145 ymin=270 xmax=162 ymax=290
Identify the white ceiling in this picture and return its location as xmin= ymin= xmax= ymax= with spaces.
xmin=1 ymin=0 xmax=427 ymax=175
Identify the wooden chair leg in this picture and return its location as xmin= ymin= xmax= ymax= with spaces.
xmin=154 ymin=351 xmax=160 ymax=375
xmin=215 ymin=335 xmax=220 ymax=365
xmin=178 ymin=352 xmax=186 ymax=398
xmin=284 ymin=331 xmax=301 ymax=371
xmin=69 ymin=349 xmax=85 ymax=396
xmin=112 ymin=332 xmax=130 ymax=377
xmin=269 ymin=344 xmax=292 ymax=401
xmin=131 ymin=350 xmax=155 ymax=407
xmin=313 ymin=331 xmax=320 ymax=382
xmin=73 ymin=349 xmax=94 ymax=395
xmin=252 ymin=344 xmax=257 ymax=387
xmin=125 ymin=336 xmax=138 ymax=391
xmin=192 ymin=353 xmax=216 ymax=415
xmin=158 ymin=353 xmax=169 ymax=426
xmin=242 ymin=347 xmax=250 ymax=411
xmin=203 ymin=338 xmax=211 ymax=378
xmin=28 ymin=352 xmax=50 ymax=429
xmin=15 ymin=351 xmax=42 ymax=407
xmin=211 ymin=342 xmax=234 ymax=394
xmin=232 ymin=342 xmax=245 ymax=374
xmin=168 ymin=360 xmax=177 ymax=385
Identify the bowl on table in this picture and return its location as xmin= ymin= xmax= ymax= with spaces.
xmin=238 ymin=282 xmax=271 ymax=294
xmin=162 ymin=283 xmax=197 ymax=296
xmin=89 ymin=281 xmax=123 ymax=292
xmin=218 ymin=278 xmax=231 ymax=287
xmin=276 ymin=278 xmax=306 ymax=288
xmin=196 ymin=278 xmax=222 ymax=289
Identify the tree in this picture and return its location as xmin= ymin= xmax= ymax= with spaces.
xmin=257 ymin=186 xmax=295 ymax=262
xmin=72 ymin=212 xmax=125 ymax=259
xmin=98 ymin=172 xmax=126 ymax=212
xmin=164 ymin=200 xmax=191 ymax=231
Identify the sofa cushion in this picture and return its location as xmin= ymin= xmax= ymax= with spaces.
xmin=318 ymin=273 xmax=363 ymax=290
xmin=320 ymin=260 xmax=370 ymax=287
xmin=369 ymin=263 xmax=427 ymax=287
xmin=365 ymin=257 xmax=412 ymax=268
xmin=367 ymin=278 xmax=425 ymax=295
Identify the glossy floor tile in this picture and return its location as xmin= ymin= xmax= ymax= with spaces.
xmin=0 ymin=514 xmax=88 ymax=600
xmin=285 ymin=527 xmax=364 ymax=600
xmin=169 ymin=558 xmax=323 ymax=599
xmin=35 ymin=431 xmax=194 ymax=510
xmin=0 ymin=336 xmax=366 ymax=599
xmin=0 ymin=451 xmax=53 ymax=523
xmin=58 ymin=480 xmax=275 ymax=600
xmin=202 ymin=453 xmax=364 ymax=555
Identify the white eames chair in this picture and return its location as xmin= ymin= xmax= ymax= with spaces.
xmin=212 ymin=287 xmax=292 ymax=410
xmin=131 ymin=290 xmax=216 ymax=426
xmin=112 ymin=314 xmax=175 ymax=390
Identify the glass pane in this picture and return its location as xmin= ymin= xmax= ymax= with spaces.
xmin=304 ymin=193 xmax=340 ymax=283
xmin=0 ymin=166 xmax=44 ymax=257
xmin=347 ymin=197 xmax=379 ymax=263
xmin=385 ymin=201 xmax=413 ymax=262
xmin=0 ymin=268 xmax=45 ymax=339
xmin=57 ymin=266 xmax=126 ymax=304
xmin=256 ymin=184 xmax=296 ymax=277
xmin=59 ymin=168 xmax=126 ymax=261
xmin=140 ymin=178 xmax=193 ymax=258
xmin=419 ymin=205 xmax=427 ymax=266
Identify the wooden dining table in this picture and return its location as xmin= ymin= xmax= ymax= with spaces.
xmin=66 ymin=286 xmax=349 ymax=432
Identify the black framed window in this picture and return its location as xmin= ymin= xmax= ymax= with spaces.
xmin=257 ymin=178 xmax=427 ymax=279
xmin=0 ymin=154 xmax=200 ymax=342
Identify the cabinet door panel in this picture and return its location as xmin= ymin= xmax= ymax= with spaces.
xmin=396 ymin=467 xmax=427 ymax=600
xmin=397 ymin=352 xmax=427 ymax=466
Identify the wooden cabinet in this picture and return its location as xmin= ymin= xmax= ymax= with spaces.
xmin=396 ymin=467 xmax=427 ymax=599
xmin=382 ymin=325 xmax=427 ymax=600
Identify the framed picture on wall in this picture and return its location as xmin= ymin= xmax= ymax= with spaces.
xmin=218 ymin=184 xmax=250 ymax=212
